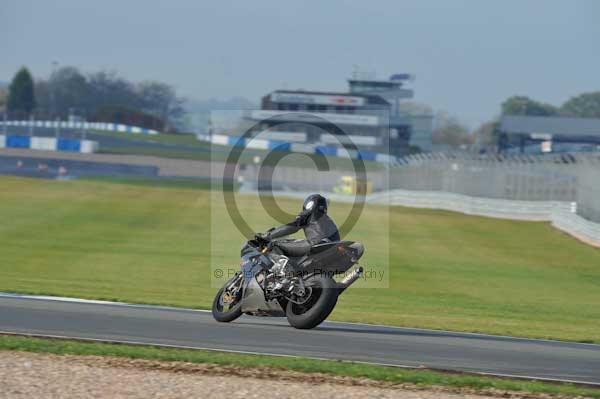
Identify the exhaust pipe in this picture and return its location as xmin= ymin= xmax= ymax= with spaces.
xmin=338 ymin=266 xmax=363 ymax=293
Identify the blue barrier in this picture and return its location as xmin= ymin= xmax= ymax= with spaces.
xmin=358 ymin=151 xmax=377 ymax=161
xmin=6 ymin=135 xmax=31 ymax=149
xmin=0 ymin=134 xmax=97 ymax=153
xmin=228 ymin=136 xmax=246 ymax=147
xmin=315 ymin=146 xmax=338 ymax=156
xmin=268 ymin=140 xmax=291 ymax=151
xmin=57 ymin=138 xmax=82 ymax=152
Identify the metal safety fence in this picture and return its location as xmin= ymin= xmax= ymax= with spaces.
xmin=389 ymin=152 xmax=600 ymax=223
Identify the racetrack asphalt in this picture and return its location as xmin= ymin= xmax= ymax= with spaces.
xmin=1 ymin=294 xmax=599 ymax=385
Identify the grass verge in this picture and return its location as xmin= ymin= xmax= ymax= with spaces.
xmin=1 ymin=335 xmax=598 ymax=398
xmin=91 ymin=129 xmax=381 ymax=170
xmin=99 ymin=145 xmax=380 ymax=170
xmin=79 ymin=176 xmax=239 ymax=191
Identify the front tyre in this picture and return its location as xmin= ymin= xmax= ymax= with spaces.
xmin=286 ymin=275 xmax=338 ymax=329
xmin=212 ymin=274 xmax=243 ymax=323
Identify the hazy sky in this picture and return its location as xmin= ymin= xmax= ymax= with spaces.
xmin=2 ymin=0 xmax=599 ymax=127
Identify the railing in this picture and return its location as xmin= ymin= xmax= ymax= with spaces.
xmin=390 ymin=152 xmax=600 ymax=223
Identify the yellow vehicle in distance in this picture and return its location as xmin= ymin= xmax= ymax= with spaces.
xmin=333 ymin=176 xmax=373 ymax=195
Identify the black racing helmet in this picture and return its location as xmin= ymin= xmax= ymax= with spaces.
xmin=303 ymin=194 xmax=328 ymax=214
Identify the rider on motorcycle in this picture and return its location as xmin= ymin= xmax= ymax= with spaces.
xmin=256 ymin=194 xmax=340 ymax=257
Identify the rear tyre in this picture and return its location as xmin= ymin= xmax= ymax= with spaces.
xmin=212 ymin=275 xmax=243 ymax=323
xmin=286 ymin=275 xmax=338 ymax=329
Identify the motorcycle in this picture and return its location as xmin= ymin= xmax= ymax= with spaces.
xmin=212 ymin=236 xmax=364 ymax=329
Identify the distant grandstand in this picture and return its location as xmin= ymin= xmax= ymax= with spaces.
xmin=234 ymin=74 xmax=433 ymax=156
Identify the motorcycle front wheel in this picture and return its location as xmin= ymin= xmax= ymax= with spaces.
xmin=212 ymin=274 xmax=243 ymax=323
xmin=285 ymin=275 xmax=338 ymax=329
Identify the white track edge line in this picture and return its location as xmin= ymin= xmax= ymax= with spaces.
xmin=1 ymin=330 xmax=598 ymax=387
xmin=0 ymin=292 xmax=211 ymax=313
xmin=1 ymin=292 xmax=599 ymax=348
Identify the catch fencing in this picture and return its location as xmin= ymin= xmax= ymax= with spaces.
xmin=368 ymin=190 xmax=600 ymax=248
xmin=261 ymin=151 xmax=600 ymax=246
xmin=389 ymin=152 xmax=600 ymax=224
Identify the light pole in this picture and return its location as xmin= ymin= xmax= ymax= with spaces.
xmin=29 ymin=114 xmax=34 ymax=137
xmin=50 ymin=61 xmax=59 ymax=119
xmin=82 ymin=109 xmax=88 ymax=141
xmin=55 ymin=117 xmax=60 ymax=139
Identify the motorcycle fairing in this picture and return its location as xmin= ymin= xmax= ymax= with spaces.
xmin=239 ymin=249 xmax=285 ymax=316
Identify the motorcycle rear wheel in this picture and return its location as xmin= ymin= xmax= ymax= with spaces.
xmin=212 ymin=274 xmax=243 ymax=323
xmin=285 ymin=275 xmax=338 ymax=329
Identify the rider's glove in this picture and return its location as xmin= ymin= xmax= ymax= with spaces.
xmin=255 ymin=232 xmax=270 ymax=243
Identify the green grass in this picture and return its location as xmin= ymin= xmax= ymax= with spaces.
xmin=1 ymin=335 xmax=598 ymax=398
xmin=91 ymin=129 xmax=209 ymax=147
xmin=93 ymin=129 xmax=381 ymax=170
xmin=1 ymin=175 xmax=600 ymax=342
xmin=79 ymin=176 xmax=235 ymax=191
xmin=99 ymin=145 xmax=379 ymax=171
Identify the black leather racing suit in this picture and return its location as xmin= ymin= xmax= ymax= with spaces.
xmin=264 ymin=209 xmax=340 ymax=257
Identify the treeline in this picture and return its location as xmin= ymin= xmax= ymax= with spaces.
xmin=399 ymin=90 xmax=600 ymax=151
xmin=501 ymin=92 xmax=600 ymax=118
xmin=472 ymin=92 xmax=600 ymax=151
xmin=5 ymin=66 xmax=187 ymax=132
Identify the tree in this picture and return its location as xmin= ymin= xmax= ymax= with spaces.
xmin=560 ymin=92 xmax=600 ymax=118
xmin=501 ymin=96 xmax=558 ymax=116
xmin=7 ymin=67 xmax=36 ymax=116
xmin=0 ymin=88 xmax=7 ymax=111
xmin=138 ymin=81 xmax=186 ymax=131
xmin=49 ymin=66 xmax=91 ymax=118
xmin=432 ymin=112 xmax=471 ymax=148
xmin=88 ymin=70 xmax=139 ymax=111
xmin=31 ymin=65 xmax=188 ymax=131
xmin=472 ymin=120 xmax=500 ymax=151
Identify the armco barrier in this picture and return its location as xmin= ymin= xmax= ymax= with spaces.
xmin=367 ymin=190 xmax=572 ymax=221
xmin=368 ymin=189 xmax=600 ymax=248
xmin=551 ymin=209 xmax=600 ymax=248
xmin=0 ymin=135 xmax=98 ymax=154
